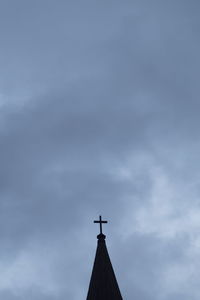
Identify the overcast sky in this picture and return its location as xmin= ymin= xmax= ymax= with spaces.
xmin=0 ymin=0 xmax=200 ymax=299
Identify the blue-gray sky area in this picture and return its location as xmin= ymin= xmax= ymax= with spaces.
xmin=0 ymin=0 xmax=200 ymax=299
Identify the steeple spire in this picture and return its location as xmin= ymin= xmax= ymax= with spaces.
xmin=86 ymin=216 xmax=123 ymax=300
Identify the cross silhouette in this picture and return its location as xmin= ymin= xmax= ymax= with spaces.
xmin=94 ymin=215 xmax=108 ymax=234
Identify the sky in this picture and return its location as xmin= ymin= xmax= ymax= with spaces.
xmin=0 ymin=0 xmax=200 ymax=299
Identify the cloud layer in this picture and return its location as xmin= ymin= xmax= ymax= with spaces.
xmin=0 ymin=0 xmax=200 ymax=299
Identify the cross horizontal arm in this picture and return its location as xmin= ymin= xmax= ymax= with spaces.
xmin=94 ymin=220 xmax=107 ymax=224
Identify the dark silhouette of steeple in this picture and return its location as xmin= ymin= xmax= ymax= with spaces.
xmin=86 ymin=216 xmax=123 ymax=300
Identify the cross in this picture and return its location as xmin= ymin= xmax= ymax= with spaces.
xmin=94 ymin=215 xmax=108 ymax=234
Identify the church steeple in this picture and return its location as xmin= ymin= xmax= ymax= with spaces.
xmin=86 ymin=216 xmax=123 ymax=300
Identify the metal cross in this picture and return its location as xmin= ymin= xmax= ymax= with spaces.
xmin=94 ymin=215 xmax=108 ymax=234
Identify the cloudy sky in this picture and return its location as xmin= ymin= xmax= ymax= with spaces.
xmin=0 ymin=0 xmax=200 ymax=299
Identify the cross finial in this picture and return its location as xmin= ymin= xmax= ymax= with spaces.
xmin=94 ymin=215 xmax=108 ymax=234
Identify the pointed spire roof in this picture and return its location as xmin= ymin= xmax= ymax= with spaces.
xmin=86 ymin=216 xmax=123 ymax=300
